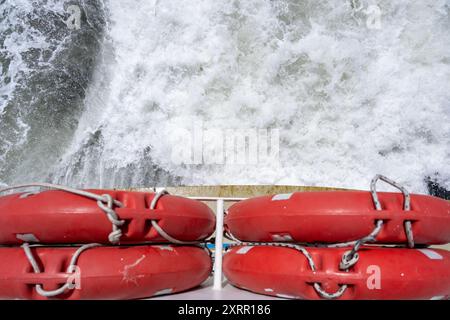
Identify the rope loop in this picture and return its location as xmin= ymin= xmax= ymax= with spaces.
xmin=97 ymin=193 xmax=125 ymax=244
xmin=370 ymin=174 xmax=414 ymax=248
xmin=338 ymin=219 xmax=384 ymax=270
xmin=22 ymin=243 xmax=100 ymax=298
xmin=339 ymin=251 xmax=360 ymax=270
xmin=149 ymin=189 xmax=202 ymax=245
xmin=313 ymin=283 xmax=348 ymax=300
xmin=228 ymin=242 xmax=348 ymax=299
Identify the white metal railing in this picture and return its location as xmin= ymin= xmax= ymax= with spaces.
xmin=188 ymin=196 xmax=247 ymax=291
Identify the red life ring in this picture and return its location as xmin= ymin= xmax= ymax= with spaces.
xmin=225 ymin=191 xmax=450 ymax=245
xmin=0 ymin=244 xmax=211 ymax=300
xmin=0 ymin=187 xmax=215 ymax=245
xmin=224 ymin=245 xmax=450 ymax=300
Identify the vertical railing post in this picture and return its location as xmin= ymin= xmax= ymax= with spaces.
xmin=213 ymin=198 xmax=224 ymax=290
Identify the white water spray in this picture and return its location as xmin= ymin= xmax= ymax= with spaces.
xmin=3 ymin=0 xmax=450 ymax=192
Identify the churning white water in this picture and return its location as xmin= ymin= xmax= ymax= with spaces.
xmin=1 ymin=0 xmax=449 ymax=193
